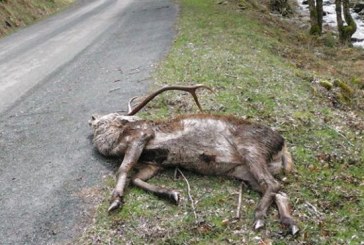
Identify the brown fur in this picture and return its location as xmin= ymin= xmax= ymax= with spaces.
xmin=89 ymin=112 xmax=298 ymax=234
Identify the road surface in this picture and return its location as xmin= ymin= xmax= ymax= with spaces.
xmin=0 ymin=0 xmax=177 ymax=243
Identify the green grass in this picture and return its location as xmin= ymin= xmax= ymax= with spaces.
xmin=77 ymin=0 xmax=364 ymax=244
xmin=0 ymin=0 xmax=73 ymax=37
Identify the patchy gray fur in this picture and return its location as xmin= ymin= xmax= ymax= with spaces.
xmin=89 ymin=113 xmax=297 ymax=235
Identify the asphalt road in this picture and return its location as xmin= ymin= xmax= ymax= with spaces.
xmin=0 ymin=0 xmax=177 ymax=243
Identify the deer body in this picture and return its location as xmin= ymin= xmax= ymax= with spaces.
xmin=92 ymin=114 xmax=291 ymax=175
xmin=89 ymin=85 xmax=298 ymax=235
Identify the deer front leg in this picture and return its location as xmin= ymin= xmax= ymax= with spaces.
xmin=109 ymin=131 xmax=153 ymax=212
xmin=132 ymin=163 xmax=180 ymax=204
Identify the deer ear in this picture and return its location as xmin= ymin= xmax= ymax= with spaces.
xmin=91 ymin=114 xmax=100 ymax=120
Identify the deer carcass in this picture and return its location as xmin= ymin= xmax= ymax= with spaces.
xmin=89 ymin=85 xmax=298 ymax=235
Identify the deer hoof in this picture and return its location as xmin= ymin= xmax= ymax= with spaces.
xmin=108 ymin=199 xmax=122 ymax=212
xmin=291 ymin=224 xmax=299 ymax=236
xmin=170 ymin=191 xmax=180 ymax=205
xmin=253 ymin=219 xmax=265 ymax=230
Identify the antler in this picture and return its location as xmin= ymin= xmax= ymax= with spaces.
xmin=127 ymin=84 xmax=213 ymax=115
xmin=128 ymin=96 xmax=138 ymax=114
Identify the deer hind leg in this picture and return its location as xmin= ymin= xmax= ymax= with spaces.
xmin=131 ymin=163 xmax=180 ymax=204
xmin=242 ymin=154 xmax=282 ymax=231
xmin=268 ymin=149 xmax=298 ymax=234
xmin=229 ymin=159 xmax=279 ymax=229
xmin=275 ymin=192 xmax=299 ymax=235
xmin=231 ymin=163 xmax=298 ymax=235
xmin=231 ymin=153 xmax=298 ymax=234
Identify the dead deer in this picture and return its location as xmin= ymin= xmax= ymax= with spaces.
xmin=89 ymin=85 xmax=299 ymax=235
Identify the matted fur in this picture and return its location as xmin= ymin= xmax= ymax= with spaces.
xmin=89 ymin=112 xmax=298 ymax=234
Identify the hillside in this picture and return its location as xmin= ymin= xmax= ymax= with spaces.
xmin=0 ymin=0 xmax=72 ymax=37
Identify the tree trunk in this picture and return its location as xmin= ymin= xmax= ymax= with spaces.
xmin=336 ymin=0 xmax=357 ymax=45
xmin=316 ymin=0 xmax=323 ymax=32
xmin=336 ymin=0 xmax=344 ymax=37
xmin=308 ymin=0 xmax=322 ymax=35
xmin=343 ymin=0 xmax=357 ymax=39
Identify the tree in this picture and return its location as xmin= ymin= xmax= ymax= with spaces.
xmin=308 ymin=0 xmax=323 ymax=35
xmin=335 ymin=0 xmax=357 ymax=45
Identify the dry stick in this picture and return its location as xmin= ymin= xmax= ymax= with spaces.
xmin=328 ymin=126 xmax=354 ymax=147
xmin=235 ymin=181 xmax=246 ymax=219
xmin=305 ymin=201 xmax=324 ymax=217
xmin=176 ymin=168 xmax=198 ymax=222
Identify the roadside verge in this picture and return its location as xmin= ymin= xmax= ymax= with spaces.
xmin=0 ymin=0 xmax=73 ymax=37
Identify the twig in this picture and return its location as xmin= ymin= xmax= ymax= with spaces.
xmin=176 ymin=168 xmax=198 ymax=222
xmin=328 ymin=126 xmax=354 ymax=147
xmin=136 ymin=77 xmax=152 ymax=83
xmin=305 ymin=201 xmax=324 ymax=217
xmin=173 ymin=168 xmax=179 ymax=180
xmin=225 ymin=73 xmax=238 ymax=79
xmin=109 ymin=87 xmax=121 ymax=93
xmin=235 ymin=181 xmax=247 ymax=219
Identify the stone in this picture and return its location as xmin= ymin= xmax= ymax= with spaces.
xmin=323 ymin=0 xmax=332 ymax=6
xmin=353 ymin=2 xmax=364 ymax=13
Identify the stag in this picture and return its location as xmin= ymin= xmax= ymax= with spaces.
xmin=89 ymin=85 xmax=299 ymax=235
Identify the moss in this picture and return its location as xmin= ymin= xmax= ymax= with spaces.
xmin=310 ymin=25 xmax=322 ymax=35
xmin=319 ymin=80 xmax=334 ymax=90
xmin=333 ymin=80 xmax=354 ymax=95
xmin=350 ymin=77 xmax=364 ymax=89
xmin=322 ymin=33 xmax=337 ymax=48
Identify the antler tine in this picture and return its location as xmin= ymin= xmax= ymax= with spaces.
xmin=185 ymin=84 xmax=213 ymax=112
xmin=127 ymin=84 xmax=213 ymax=116
xmin=128 ymin=96 xmax=138 ymax=114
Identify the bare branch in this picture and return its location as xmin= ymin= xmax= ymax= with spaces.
xmin=235 ymin=181 xmax=247 ymax=219
xmin=176 ymin=168 xmax=198 ymax=222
